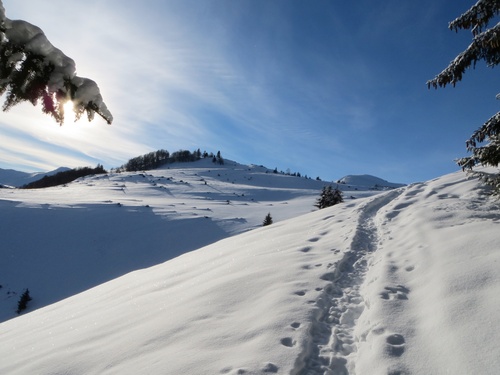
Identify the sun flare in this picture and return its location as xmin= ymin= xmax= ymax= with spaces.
xmin=63 ymin=101 xmax=77 ymax=125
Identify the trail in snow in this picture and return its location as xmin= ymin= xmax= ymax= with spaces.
xmin=297 ymin=189 xmax=403 ymax=375
xmin=2 ymin=170 xmax=500 ymax=374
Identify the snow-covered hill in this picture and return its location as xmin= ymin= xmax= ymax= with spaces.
xmin=0 ymin=167 xmax=70 ymax=187
xmin=0 ymin=158 xmax=384 ymax=323
xmin=338 ymin=174 xmax=405 ymax=190
xmin=1 ymin=163 xmax=499 ymax=374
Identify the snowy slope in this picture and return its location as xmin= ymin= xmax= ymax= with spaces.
xmin=0 ymin=158 xmax=381 ymax=323
xmin=1 ymin=169 xmax=499 ymax=374
xmin=338 ymin=174 xmax=405 ymax=190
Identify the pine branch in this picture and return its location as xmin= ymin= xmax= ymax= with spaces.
xmin=0 ymin=8 xmax=113 ymax=124
xmin=449 ymin=0 xmax=500 ymax=35
xmin=427 ymin=22 xmax=500 ymax=89
xmin=466 ymin=111 xmax=500 ymax=149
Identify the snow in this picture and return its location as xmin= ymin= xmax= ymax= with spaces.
xmin=0 ymin=0 xmax=5 ymax=25
xmin=0 ymin=161 xmax=499 ymax=374
xmin=0 ymin=1 xmax=113 ymax=124
xmin=338 ymin=174 xmax=406 ymax=190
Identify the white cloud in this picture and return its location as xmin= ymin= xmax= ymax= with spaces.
xmin=3 ymin=1 xmax=348 ymax=171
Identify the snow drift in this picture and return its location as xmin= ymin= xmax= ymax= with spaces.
xmin=0 ymin=166 xmax=499 ymax=374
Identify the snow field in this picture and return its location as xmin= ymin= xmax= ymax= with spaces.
xmin=355 ymin=173 xmax=500 ymax=374
xmin=1 ymin=159 xmax=346 ymax=322
xmin=1 ymin=161 xmax=499 ymax=374
xmin=0 ymin=200 xmax=362 ymax=374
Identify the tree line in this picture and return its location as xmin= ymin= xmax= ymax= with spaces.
xmin=22 ymin=165 xmax=107 ymax=189
xmin=115 ymin=149 xmax=224 ymax=172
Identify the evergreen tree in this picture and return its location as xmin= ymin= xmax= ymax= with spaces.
xmin=215 ymin=150 xmax=224 ymax=165
xmin=22 ymin=165 xmax=107 ymax=189
xmin=428 ymin=0 xmax=500 ymax=193
xmin=315 ymin=186 xmax=343 ymax=209
xmin=16 ymin=288 xmax=32 ymax=314
xmin=0 ymin=1 xmax=112 ymax=124
xmin=263 ymin=213 xmax=273 ymax=226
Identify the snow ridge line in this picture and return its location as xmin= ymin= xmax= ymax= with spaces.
xmin=294 ymin=189 xmax=403 ymax=375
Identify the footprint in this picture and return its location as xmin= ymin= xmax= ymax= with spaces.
xmin=294 ymin=290 xmax=306 ymax=296
xmin=387 ymin=365 xmax=410 ymax=375
xmin=380 ymin=285 xmax=410 ymax=300
xmin=386 ymin=334 xmax=405 ymax=357
xmin=280 ymin=337 xmax=295 ymax=347
xmin=300 ymin=247 xmax=312 ymax=253
xmin=405 ymin=265 xmax=415 ymax=272
xmin=308 ymin=237 xmax=320 ymax=243
xmin=330 ymin=358 xmax=348 ymax=373
xmin=388 ymin=264 xmax=399 ymax=274
xmin=290 ymin=322 xmax=301 ymax=329
xmin=320 ymin=272 xmax=335 ymax=282
xmin=262 ymin=363 xmax=279 ymax=373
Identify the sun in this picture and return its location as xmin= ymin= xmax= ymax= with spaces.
xmin=63 ymin=100 xmax=77 ymax=124
xmin=56 ymin=100 xmax=87 ymax=137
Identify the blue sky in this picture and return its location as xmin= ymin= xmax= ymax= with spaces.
xmin=0 ymin=0 xmax=498 ymax=184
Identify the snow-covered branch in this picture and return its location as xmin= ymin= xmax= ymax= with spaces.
xmin=449 ymin=0 xmax=500 ymax=35
xmin=427 ymin=22 xmax=500 ymax=89
xmin=0 ymin=0 xmax=112 ymax=124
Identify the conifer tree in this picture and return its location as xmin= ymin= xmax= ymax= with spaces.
xmin=263 ymin=212 xmax=273 ymax=226
xmin=16 ymin=288 xmax=32 ymax=314
xmin=0 ymin=1 xmax=112 ymax=124
xmin=428 ymin=0 xmax=500 ymax=193
xmin=315 ymin=186 xmax=343 ymax=209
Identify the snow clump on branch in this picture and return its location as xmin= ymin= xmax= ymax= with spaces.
xmin=0 ymin=0 xmax=112 ymax=124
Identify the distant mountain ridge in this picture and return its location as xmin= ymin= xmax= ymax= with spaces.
xmin=337 ymin=174 xmax=406 ymax=190
xmin=0 ymin=167 xmax=70 ymax=187
xmin=1 ymin=163 xmax=405 ymax=190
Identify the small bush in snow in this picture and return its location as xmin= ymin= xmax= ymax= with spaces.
xmin=16 ymin=289 xmax=32 ymax=314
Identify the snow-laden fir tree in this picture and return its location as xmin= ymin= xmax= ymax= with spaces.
xmin=315 ymin=186 xmax=343 ymax=209
xmin=0 ymin=1 xmax=112 ymax=125
xmin=428 ymin=0 xmax=500 ymax=193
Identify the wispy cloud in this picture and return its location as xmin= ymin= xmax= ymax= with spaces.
xmin=0 ymin=0 xmax=490 ymax=184
xmin=1 ymin=0 xmax=369 ymax=174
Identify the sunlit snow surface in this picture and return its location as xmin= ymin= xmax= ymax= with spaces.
xmin=0 ymin=159 xmax=380 ymax=323
xmin=1 ymin=161 xmax=499 ymax=374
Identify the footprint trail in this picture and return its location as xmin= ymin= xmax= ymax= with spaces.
xmin=294 ymin=189 xmax=403 ymax=375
